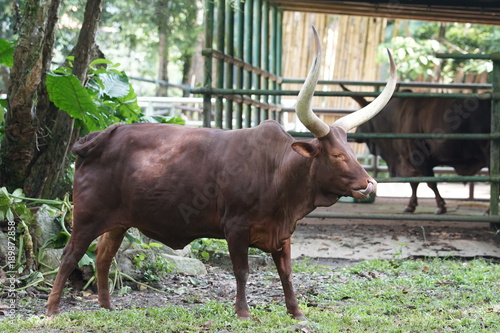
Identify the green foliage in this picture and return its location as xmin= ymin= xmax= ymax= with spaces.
xmin=0 ymin=38 xmax=14 ymax=67
xmin=132 ymin=239 xmax=174 ymax=282
xmin=133 ymin=251 xmax=174 ymax=283
xmin=384 ymin=21 xmax=500 ymax=82
xmin=47 ymin=58 xmax=142 ymax=132
xmin=190 ymin=238 xmax=264 ymax=262
xmin=0 ymin=187 xmax=25 ymax=222
xmin=140 ymin=114 xmax=185 ymax=125
xmin=381 ymin=36 xmax=443 ymax=81
xmin=190 ymin=238 xmax=229 ymax=262
xmin=0 ymin=38 xmax=12 ymax=140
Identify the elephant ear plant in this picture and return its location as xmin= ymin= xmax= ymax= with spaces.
xmin=46 ymin=57 xmax=143 ymax=133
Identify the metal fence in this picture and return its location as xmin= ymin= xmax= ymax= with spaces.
xmin=190 ymin=0 xmax=500 ymax=224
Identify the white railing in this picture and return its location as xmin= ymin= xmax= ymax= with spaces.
xmin=137 ymin=96 xmax=206 ymax=127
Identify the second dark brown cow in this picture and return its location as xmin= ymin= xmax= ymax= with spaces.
xmin=344 ymin=87 xmax=490 ymax=214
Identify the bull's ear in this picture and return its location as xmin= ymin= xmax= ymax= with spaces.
xmin=291 ymin=142 xmax=319 ymax=158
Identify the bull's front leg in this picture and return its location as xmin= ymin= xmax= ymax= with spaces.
xmin=226 ymin=231 xmax=251 ymax=319
xmin=271 ymin=238 xmax=306 ymax=320
xmin=404 ymin=182 xmax=419 ymax=213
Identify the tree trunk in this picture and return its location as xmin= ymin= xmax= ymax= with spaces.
xmin=0 ymin=0 xmax=53 ymax=192
xmin=181 ymin=53 xmax=192 ymax=97
xmin=25 ymin=0 xmax=103 ymax=199
xmin=156 ymin=0 xmax=170 ymax=97
xmin=157 ymin=30 xmax=169 ymax=96
xmin=0 ymin=0 xmax=103 ymax=199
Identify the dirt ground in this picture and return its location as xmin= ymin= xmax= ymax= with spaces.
xmin=293 ymin=195 xmax=500 ymax=262
xmin=2 ymin=188 xmax=499 ymax=319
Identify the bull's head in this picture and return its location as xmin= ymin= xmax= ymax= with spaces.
xmin=292 ymin=26 xmax=397 ymax=203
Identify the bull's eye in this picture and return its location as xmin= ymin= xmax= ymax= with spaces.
xmin=332 ymin=154 xmax=341 ymax=158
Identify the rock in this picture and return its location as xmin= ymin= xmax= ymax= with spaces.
xmin=38 ymin=248 xmax=63 ymax=272
xmin=289 ymin=320 xmax=312 ymax=332
xmin=116 ymin=248 xmax=207 ymax=281
xmin=120 ymin=229 xmax=192 ymax=257
xmin=206 ymin=253 xmax=272 ymax=272
xmin=160 ymin=253 xmax=207 ymax=276
xmin=173 ymin=244 xmax=192 ymax=257
xmin=34 ymin=204 xmax=62 ymax=248
xmin=116 ymin=248 xmax=144 ymax=280
xmin=0 ymin=230 xmax=12 ymax=265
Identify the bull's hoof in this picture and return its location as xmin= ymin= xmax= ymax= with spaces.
xmin=46 ymin=307 xmax=60 ymax=316
xmin=403 ymin=207 xmax=415 ymax=213
xmin=236 ymin=310 xmax=251 ymax=320
xmin=98 ymin=302 xmax=114 ymax=311
xmin=434 ymin=207 xmax=447 ymax=215
xmin=293 ymin=314 xmax=308 ymax=321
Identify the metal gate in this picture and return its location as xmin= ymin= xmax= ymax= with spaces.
xmin=191 ymin=0 xmax=500 ymax=225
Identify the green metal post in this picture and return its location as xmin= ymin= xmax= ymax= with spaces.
xmin=261 ymin=0 xmax=269 ymax=121
xmin=270 ymin=5 xmax=277 ymax=120
xmin=276 ymin=10 xmax=283 ymax=124
xmin=243 ymin=0 xmax=253 ymax=128
xmin=252 ymin=0 xmax=262 ymax=125
xmin=235 ymin=0 xmax=245 ymax=129
xmin=215 ymin=0 xmax=225 ymax=129
xmin=224 ymin=0 xmax=234 ymax=129
xmin=203 ymin=0 xmax=214 ymax=128
xmin=490 ymin=53 xmax=500 ymax=217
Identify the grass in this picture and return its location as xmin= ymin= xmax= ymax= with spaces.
xmin=1 ymin=258 xmax=498 ymax=332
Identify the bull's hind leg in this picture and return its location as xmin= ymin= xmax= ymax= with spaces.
xmin=95 ymin=227 xmax=128 ymax=310
xmin=271 ymin=238 xmax=306 ymax=320
xmin=427 ymin=182 xmax=446 ymax=214
xmin=46 ymin=228 xmax=100 ymax=315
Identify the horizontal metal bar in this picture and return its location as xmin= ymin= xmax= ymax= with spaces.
xmin=191 ymin=87 xmax=491 ymax=99
xmin=350 ymin=132 xmax=499 ymax=140
xmin=282 ymin=78 xmax=492 ymax=90
xmin=435 ymin=53 xmax=492 ymax=60
xmin=289 ymin=131 xmax=500 ymax=140
xmin=306 ymin=212 xmax=500 ymax=223
xmin=282 ymin=107 xmax=356 ymax=114
xmin=361 ymin=165 xmax=490 ymax=176
xmin=376 ymin=176 xmax=496 ymax=183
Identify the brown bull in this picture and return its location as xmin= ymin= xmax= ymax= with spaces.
xmin=46 ymin=28 xmax=397 ymax=318
xmin=343 ymin=87 xmax=490 ymax=214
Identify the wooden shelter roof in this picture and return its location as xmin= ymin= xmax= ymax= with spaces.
xmin=271 ymin=0 xmax=500 ymax=25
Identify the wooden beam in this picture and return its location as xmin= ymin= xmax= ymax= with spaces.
xmin=271 ymin=1 xmax=500 ymax=25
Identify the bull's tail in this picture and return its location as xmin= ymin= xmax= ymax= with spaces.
xmin=339 ymin=84 xmax=370 ymax=108
xmin=72 ymin=123 xmax=125 ymax=157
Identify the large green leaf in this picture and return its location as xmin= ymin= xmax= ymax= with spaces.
xmin=0 ymin=39 xmax=14 ymax=67
xmin=46 ymin=73 xmax=97 ymax=121
xmin=114 ymin=84 xmax=142 ymax=121
xmin=97 ymin=72 xmax=130 ymax=98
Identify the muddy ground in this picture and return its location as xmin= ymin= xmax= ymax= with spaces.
xmin=1 ymin=192 xmax=499 ymax=319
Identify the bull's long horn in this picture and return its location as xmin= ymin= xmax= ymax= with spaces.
xmin=295 ymin=26 xmax=330 ymax=138
xmin=333 ymin=49 xmax=397 ymax=132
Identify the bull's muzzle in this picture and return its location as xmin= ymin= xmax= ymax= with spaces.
xmin=352 ymin=179 xmax=377 ymax=199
